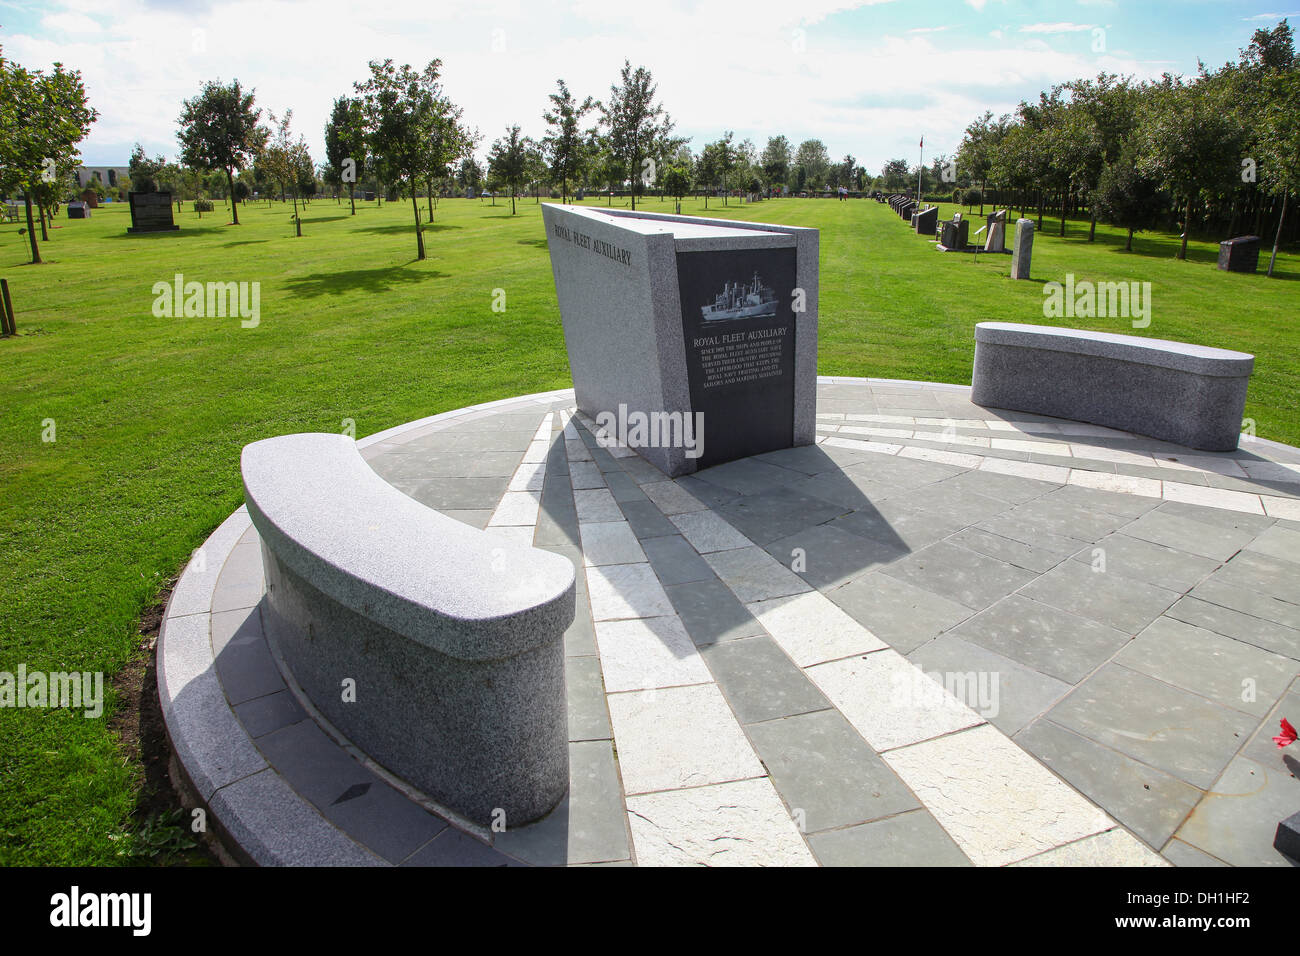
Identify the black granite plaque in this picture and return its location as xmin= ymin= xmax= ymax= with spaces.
xmin=1217 ymin=235 xmax=1261 ymax=274
xmin=127 ymin=192 xmax=179 ymax=233
xmin=676 ymin=247 xmax=797 ymax=469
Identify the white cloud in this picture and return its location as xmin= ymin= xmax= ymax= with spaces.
xmin=1019 ymin=22 xmax=1096 ymax=34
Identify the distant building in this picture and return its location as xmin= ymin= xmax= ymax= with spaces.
xmin=74 ymin=166 xmax=130 ymax=190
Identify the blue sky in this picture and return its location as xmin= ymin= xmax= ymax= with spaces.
xmin=1 ymin=0 xmax=1294 ymax=173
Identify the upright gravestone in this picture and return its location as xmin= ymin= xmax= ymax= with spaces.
xmin=543 ymin=204 xmax=818 ymax=476
xmin=1011 ymin=219 xmax=1035 ymax=279
xmin=940 ymin=217 xmax=969 ymax=251
xmin=914 ymin=206 xmax=939 ymax=236
xmin=126 ymin=192 xmax=179 ymax=234
xmin=984 ymin=210 xmax=1007 ymax=253
xmin=1217 ymin=235 xmax=1261 ymax=274
xmin=66 ymin=201 xmax=90 ymax=219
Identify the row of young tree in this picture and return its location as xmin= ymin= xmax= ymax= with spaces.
xmin=949 ymin=19 xmax=1300 ymax=275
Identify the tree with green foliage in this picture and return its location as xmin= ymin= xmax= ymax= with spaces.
xmin=542 ymin=79 xmax=595 ymax=203
xmin=1091 ymin=147 xmax=1166 ymax=252
xmin=129 ymin=143 xmax=168 ymax=193
xmin=324 ymin=96 xmax=367 ymax=215
xmin=1258 ymin=68 xmax=1300 ymax=275
xmin=0 ymin=45 xmax=97 ymax=263
xmin=662 ymin=163 xmax=690 ymax=210
xmin=761 ymin=135 xmax=791 ymax=191
xmin=486 ymin=125 xmax=531 ymax=214
xmin=599 ymin=60 xmax=675 ymax=210
xmin=260 ymin=110 xmax=311 ymax=236
xmin=176 ymin=79 xmax=266 ymax=226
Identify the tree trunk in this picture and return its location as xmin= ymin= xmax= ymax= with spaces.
xmin=39 ymin=206 xmax=49 ymax=242
xmin=411 ymin=191 xmax=425 ymax=260
xmin=293 ymin=193 xmax=302 ymax=237
xmin=22 ymin=192 xmax=42 ymax=264
xmin=1178 ymin=196 xmax=1191 ymax=260
xmin=1126 ymin=227 xmax=1134 ymax=252
xmin=1037 ymin=190 xmax=1044 ymax=230
xmin=1268 ymin=190 xmax=1287 ymax=278
xmin=427 ymin=178 xmax=434 ymax=223
xmin=511 ymin=188 xmax=516 ymax=215
xmin=349 ymin=183 xmax=356 ymax=215
xmin=1089 ymin=213 xmax=1096 ymax=242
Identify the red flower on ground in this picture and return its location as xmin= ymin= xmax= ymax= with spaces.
xmin=1274 ymin=718 xmax=1297 ymax=749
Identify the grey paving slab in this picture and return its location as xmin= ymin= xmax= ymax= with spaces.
xmin=256 ymin=719 xmax=449 ymax=864
xmin=747 ymin=709 xmax=921 ymax=833
xmin=210 ymin=543 xmax=266 ymax=613
xmin=1241 ymin=680 xmax=1300 ymax=766
xmin=640 ymin=533 xmax=716 ymax=586
xmin=493 ymin=740 xmax=629 ymax=866
xmin=664 ymin=578 xmax=766 ymax=645
xmin=880 ymin=482 xmax=1012 ymax=526
xmin=702 ymin=545 xmax=812 ymax=603
xmin=1117 ymin=616 xmax=1299 ymax=718
xmin=1047 ymin=664 xmax=1258 ymax=789
xmin=787 ymin=467 xmax=901 ymax=513
xmin=993 ymin=495 xmax=1133 ymax=543
xmin=947 ymin=594 xmax=1132 ymax=684
xmin=603 ymin=470 xmax=648 ymax=503
xmin=566 ymin=655 xmax=611 ymax=742
xmin=1154 ymin=499 xmax=1277 ymax=536
xmin=1019 ymin=560 xmax=1179 ymax=633
xmin=1072 ymin=533 xmax=1221 ymax=593
xmin=765 ymin=523 xmax=908 ymax=590
xmin=1015 ymin=718 xmax=1203 ymax=850
xmin=233 ymin=689 xmax=306 ymax=739
xmin=208 ymin=769 xmax=384 ymax=867
xmin=1120 ymin=509 xmax=1254 ymax=561
xmin=754 ymin=443 xmax=869 ymax=475
xmin=442 ymin=509 xmax=492 ymax=530
xmin=1246 ymin=524 xmax=1300 ymax=566
xmin=579 ymin=520 xmax=647 ymax=567
xmin=808 ymin=810 xmax=972 ymax=866
xmin=691 ymin=457 xmax=808 ymax=496
xmin=405 ymin=476 xmax=511 ymax=511
xmin=1186 ymin=577 xmax=1300 ymax=632
xmin=907 ymin=634 xmax=1071 ymax=735
xmin=673 ymin=474 xmax=742 ymax=510
xmin=828 ymin=572 xmax=974 ymax=654
xmin=948 ymin=527 xmax=1069 ymax=573
xmin=1040 ymin=483 xmax=1162 ymax=519
xmin=717 ymin=485 xmax=851 ymax=546
xmin=975 ymin=511 xmax=1093 ymax=557
xmin=1176 ymin=756 xmax=1300 ymax=867
xmin=931 ymin=468 xmax=1059 ymax=505
xmin=1166 ymin=595 xmax=1300 ymax=660
xmin=699 ymin=635 xmax=830 ymax=724
xmin=1161 ymin=840 xmax=1230 ymax=867
xmin=403 ymin=828 xmax=527 ymax=866
xmin=618 ymin=498 xmax=680 ymax=539
xmin=828 ymin=503 xmax=965 ymax=552
xmin=211 ymin=607 xmax=286 ymax=706
xmin=880 ymin=540 xmax=1037 ymax=611
xmin=1211 ymin=550 xmax=1300 ymax=604
xmin=563 ymin=609 xmax=597 ymax=658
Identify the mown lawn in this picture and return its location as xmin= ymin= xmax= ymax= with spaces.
xmin=1 ymin=191 xmax=1295 ymax=864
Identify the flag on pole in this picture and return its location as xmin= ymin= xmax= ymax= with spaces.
xmin=919 ymin=135 xmax=924 ymax=148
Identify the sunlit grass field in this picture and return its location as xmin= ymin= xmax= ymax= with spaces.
xmin=1 ymin=191 xmax=1296 ymax=864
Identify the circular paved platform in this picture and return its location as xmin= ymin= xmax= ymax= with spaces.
xmin=160 ymin=378 xmax=1300 ymax=866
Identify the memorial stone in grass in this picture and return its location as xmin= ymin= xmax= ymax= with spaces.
xmin=542 ymin=204 xmax=818 ymax=476
xmin=126 ymin=191 xmax=179 ymax=233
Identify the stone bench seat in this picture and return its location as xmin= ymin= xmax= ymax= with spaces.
xmin=971 ymin=322 xmax=1255 ymax=451
xmin=241 ymin=433 xmax=575 ymax=827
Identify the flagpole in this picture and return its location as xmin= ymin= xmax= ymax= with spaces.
xmin=917 ymin=135 xmax=924 ymax=203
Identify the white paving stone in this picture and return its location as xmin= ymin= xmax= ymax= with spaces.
xmin=580 ymin=520 xmax=647 ymax=567
xmin=640 ymin=480 xmax=708 ymax=515
xmin=806 ymin=649 xmax=983 ymax=752
xmin=626 ymin=778 xmax=817 ymax=867
xmin=574 ymin=488 xmax=623 ymax=522
xmin=484 ymin=525 xmax=535 ymax=546
xmin=899 ymin=445 xmax=985 ymax=469
xmin=702 ymin=546 xmax=813 ymax=603
xmin=522 ymin=439 xmax=552 ymax=464
xmin=992 ymin=438 xmax=1072 ymax=457
xmin=822 ymin=436 xmax=902 ymax=455
xmin=606 ymin=683 xmax=765 ymax=794
xmin=487 ymin=491 xmax=541 ymax=527
xmin=1153 ymin=455 xmax=1249 ymax=478
xmin=882 ymin=723 xmax=1113 ymax=867
xmin=1067 ymin=469 xmax=1162 ymax=498
xmin=1069 ymin=445 xmax=1154 ymax=467
xmin=586 ymin=562 xmax=674 ymax=621
xmin=1162 ymin=481 xmax=1264 ymax=514
xmin=840 ymin=425 xmax=914 ymax=439
xmin=747 ymin=591 xmax=886 ymax=666
xmin=1262 ymin=495 xmax=1300 ymax=521
xmin=1014 ymin=828 xmax=1168 ymax=867
xmin=669 ymin=511 xmax=751 ymax=553
xmin=594 ymin=616 xmax=712 ymax=692
xmin=507 ymin=461 xmax=546 ymax=492
xmin=977 ymin=456 xmax=1070 ymax=485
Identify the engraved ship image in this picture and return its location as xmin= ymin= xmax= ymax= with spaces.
xmin=700 ymin=272 xmax=778 ymax=322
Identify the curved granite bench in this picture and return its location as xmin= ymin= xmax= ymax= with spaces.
xmin=241 ymin=433 xmax=576 ymax=827
xmin=971 ymin=322 xmax=1254 ymax=451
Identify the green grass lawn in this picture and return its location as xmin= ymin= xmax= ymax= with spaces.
xmin=1 ymin=192 xmax=1296 ymax=864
